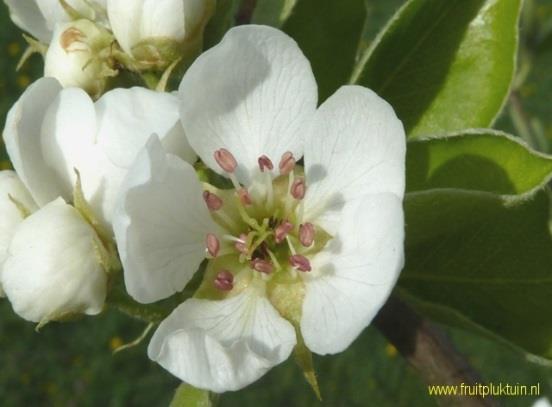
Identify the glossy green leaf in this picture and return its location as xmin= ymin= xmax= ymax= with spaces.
xmin=252 ymin=0 xmax=297 ymax=27
xmin=280 ymin=0 xmax=367 ymax=101
xmin=399 ymin=189 xmax=552 ymax=359
xmin=352 ymin=0 xmax=521 ymax=138
xmin=170 ymin=383 xmax=217 ymax=407
xmin=407 ymin=130 xmax=552 ymax=195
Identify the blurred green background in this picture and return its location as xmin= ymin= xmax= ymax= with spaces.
xmin=1 ymin=1 xmax=552 ymax=406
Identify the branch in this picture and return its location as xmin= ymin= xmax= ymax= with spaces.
xmin=374 ymin=296 xmax=498 ymax=407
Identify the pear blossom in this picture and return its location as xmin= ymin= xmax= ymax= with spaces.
xmin=106 ymin=0 xmax=214 ymax=68
xmin=0 ymin=77 xmax=194 ymax=322
xmin=44 ymin=19 xmax=116 ymax=97
xmin=114 ymin=25 xmax=405 ymax=392
xmin=2 ymin=198 xmax=108 ymax=322
xmin=3 ymin=0 xmax=108 ymax=43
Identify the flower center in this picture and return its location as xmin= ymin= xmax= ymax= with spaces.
xmin=202 ymin=149 xmax=330 ymax=292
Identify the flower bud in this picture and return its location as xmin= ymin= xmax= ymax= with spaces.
xmin=44 ymin=19 xmax=116 ymax=98
xmin=107 ymin=0 xmax=215 ymax=69
xmin=2 ymin=199 xmax=108 ymax=323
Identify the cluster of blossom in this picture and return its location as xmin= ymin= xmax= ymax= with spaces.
xmin=1 ymin=0 xmax=406 ymax=393
xmin=4 ymin=0 xmax=214 ymax=96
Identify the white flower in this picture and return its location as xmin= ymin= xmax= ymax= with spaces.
xmin=1 ymin=77 xmax=194 ymax=322
xmin=0 ymin=170 xmax=38 ymax=297
xmin=114 ymin=25 xmax=405 ymax=392
xmin=106 ymin=0 xmax=214 ymax=66
xmin=4 ymin=77 xmax=195 ymax=231
xmin=3 ymin=0 xmax=108 ymax=43
xmin=2 ymin=198 xmax=107 ymax=322
xmin=44 ymin=19 xmax=115 ymax=97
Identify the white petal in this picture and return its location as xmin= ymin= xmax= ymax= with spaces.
xmin=4 ymin=0 xmax=51 ymax=42
xmin=37 ymin=0 xmax=106 ymax=32
xmin=301 ymin=193 xmax=404 ymax=355
xmin=113 ymin=137 xmax=221 ymax=304
xmin=148 ymin=284 xmax=296 ymax=392
xmin=304 ymin=86 xmax=406 ymax=232
xmin=3 ymin=78 xmax=66 ymax=206
xmin=108 ymin=0 xmax=198 ymax=55
xmin=0 ymin=171 xmax=38 ymax=297
xmin=106 ymin=0 xmax=143 ymax=54
xmin=40 ymin=86 xmax=98 ymax=203
xmin=2 ymin=198 xmax=107 ymax=323
xmin=95 ymin=87 xmax=196 ymax=168
xmin=179 ymin=25 xmax=317 ymax=185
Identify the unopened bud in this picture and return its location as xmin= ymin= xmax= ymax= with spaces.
xmin=279 ymin=151 xmax=296 ymax=175
xmin=214 ymin=270 xmax=234 ymax=291
xmin=299 ymin=223 xmax=315 ymax=247
xmin=44 ymin=19 xmax=116 ymax=98
xmin=251 ymin=258 xmax=274 ymax=274
xmin=258 ymin=155 xmax=274 ymax=172
xmin=214 ymin=148 xmax=237 ymax=173
xmin=290 ymin=178 xmax=306 ymax=200
xmin=205 ymin=233 xmax=220 ymax=257
xmin=290 ymin=254 xmax=311 ymax=272
xmin=203 ymin=191 xmax=223 ymax=211
xmin=275 ymin=220 xmax=294 ymax=244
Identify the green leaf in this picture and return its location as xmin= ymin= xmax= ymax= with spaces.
xmin=280 ymin=0 xmax=367 ymax=101
xmin=170 ymin=383 xmax=217 ymax=407
xmin=203 ymin=0 xmax=240 ymax=49
xmin=252 ymin=0 xmax=297 ymax=27
xmin=407 ymin=130 xmax=552 ymax=195
xmin=399 ymin=189 xmax=552 ymax=359
xmin=352 ymin=0 xmax=522 ymax=138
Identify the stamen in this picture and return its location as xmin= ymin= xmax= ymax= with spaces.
xmin=214 ymin=270 xmax=234 ymax=291
xmin=279 ymin=151 xmax=296 ymax=175
xmin=299 ymin=223 xmax=315 ymax=247
xmin=203 ymin=191 xmax=223 ymax=211
xmin=258 ymin=155 xmax=274 ymax=172
xmin=212 ymin=210 xmax=240 ymax=231
xmin=266 ymin=249 xmax=282 ymax=271
xmin=234 ymin=233 xmax=249 ymax=254
xmin=237 ymin=188 xmax=252 ymax=206
xmin=286 ymin=235 xmax=297 ymax=255
xmin=290 ymin=178 xmax=306 ymax=200
xmin=284 ymin=171 xmax=295 ymax=216
xmin=290 ymin=254 xmax=311 ymax=272
xmin=275 ymin=220 xmax=294 ymax=244
xmin=251 ymin=258 xmax=274 ymax=274
xmin=214 ymin=148 xmax=237 ymax=173
xmin=205 ymin=233 xmax=220 ymax=257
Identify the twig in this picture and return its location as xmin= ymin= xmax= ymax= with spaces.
xmin=374 ymin=296 xmax=498 ymax=407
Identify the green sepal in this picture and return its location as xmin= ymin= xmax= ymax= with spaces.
xmin=17 ymin=34 xmax=47 ymax=71
xmin=293 ymin=328 xmax=322 ymax=401
xmin=72 ymin=169 xmax=119 ymax=272
xmin=8 ymin=194 xmax=32 ymax=219
xmin=170 ymin=383 xmax=219 ymax=407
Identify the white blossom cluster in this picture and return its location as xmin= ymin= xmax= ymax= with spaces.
xmin=1 ymin=0 xmax=406 ymax=394
xmin=5 ymin=0 xmax=214 ymax=96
